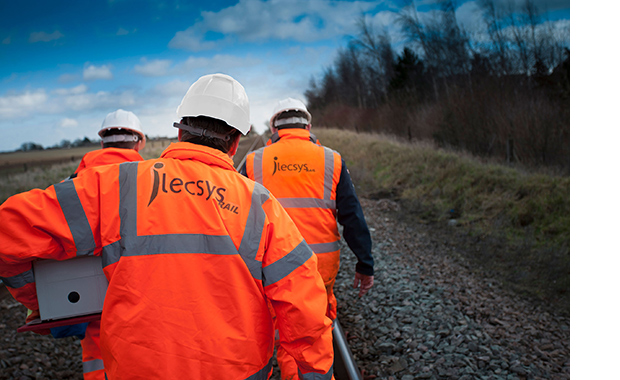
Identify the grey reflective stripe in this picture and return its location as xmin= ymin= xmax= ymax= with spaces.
xmin=322 ymin=147 xmax=335 ymax=200
xmin=0 ymin=269 xmax=34 ymax=288
xmin=238 ymin=183 xmax=270 ymax=281
xmin=253 ymin=148 xmax=265 ymax=184
xmin=244 ymin=360 xmax=273 ymax=380
xmin=100 ymin=162 xmax=140 ymax=267
xmin=119 ymin=162 xmax=139 ymax=238
xmin=124 ymin=234 xmax=238 ymax=257
xmin=263 ymin=240 xmax=313 ymax=287
xmin=54 ymin=181 xmax=96 ymax=256
xmin=298 ymin=365 xmax=334 ymax=380
xmin=277 ymin=198 xmax=336 ymax=210
xmin=102 ymin=240 xmax=122 ymax=268
xmin=102 ymin=235 xmax=239 ymax=266
xmin=83 ymin=359 xmax=104 ymax=373
xmin=309 ymin=241 xmax=340 ymax=254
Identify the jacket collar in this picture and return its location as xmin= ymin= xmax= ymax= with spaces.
xmin=269 ymin=128 xmax=318 ymax=145
xmin=80 ymin=148 xmax=143 ymax=169
xmin=159 ymin=142 xmax=236 ymax=171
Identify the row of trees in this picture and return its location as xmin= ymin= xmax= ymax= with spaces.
xmin=305 ymin=0 xmax=569 ymax=170
xmin=19 ymin=137 xmax=96 ymax=151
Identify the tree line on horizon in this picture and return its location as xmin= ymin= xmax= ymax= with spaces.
xmin=304 ymin=0 xmax=569 ymax=171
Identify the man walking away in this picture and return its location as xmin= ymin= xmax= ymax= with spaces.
xmin=240 ymin=97 xmax=374 ymax=380
xmin=72 ymin=109 xmax=146 ymax=176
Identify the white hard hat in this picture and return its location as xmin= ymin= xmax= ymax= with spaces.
xmin=99 ymin=109 xmax=146 ymax=150
xmin=176 ymin=73 xmax=251 ymax=135
xmin=269 ymin=98 xmax=312 ymax=128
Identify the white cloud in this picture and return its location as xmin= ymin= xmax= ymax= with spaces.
xmin=61 ymin=89 xmax=137 ymax=111
xmin=134 ymin=58 xmax=172 ymax=77
xmin=59 ymin=118 xmax=79 ymax=128
xmin=168 ymin=30 xmax=218 ymax=51
xmin=0 ymin=84 xmax=140 ymax=123
xmin=58 ymin=73 xmax=80 ymax=83
xmin=2 ymin=36 xmax=10 ymax=45
xmin=29 ymin=30 xmax=64 ymax=43
xmin=83 ymin=64 xmax=113 ymax=81
xmin=117 ymin=27 xmax=129 ymax=36
xmin=149 ymin=79 xmax=191 ymax=97
xmin=54 ymin=84 xmax=88 ymax=96
xmin=0 ymin=90 xmax=48 ymax=118
xmin=181 ymin=54 xmax=262 ymax=73
xmin=169 ymin=0 xmax=382 ymax=51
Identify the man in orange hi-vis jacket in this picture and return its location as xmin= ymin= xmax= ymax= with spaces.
xmin=70 ymin=109 xmax=146 ymax=380
xmin=72 ymin=108 xmax=146 ymax=176
xmin=239 ymin=98 xmax=374 ymax=380
xmin=0 ymin=74 xmax=334 ymax=380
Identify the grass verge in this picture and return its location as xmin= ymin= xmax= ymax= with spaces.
xmin=314 ymin=128 xmax=569 ymax=315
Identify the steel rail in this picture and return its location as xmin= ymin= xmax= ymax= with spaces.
xmin=333 ymin=318 xmax=363 ymax=380
xmin=236 ymin=134 xmax=267 ymax=172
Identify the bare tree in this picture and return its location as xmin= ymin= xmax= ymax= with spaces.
xmin=350 ymin=16 xmax=397 ymax=106
xmin=477 ymin=0 xmax=512 ymax=75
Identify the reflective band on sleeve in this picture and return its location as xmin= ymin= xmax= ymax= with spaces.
xmin=277 ymin=197 xmax=336 ymax=210
xmin=238 ymin=183 xmax=270 ymax=281
xmin=263 ymin=240 xmax=313 ymax=287
xmin=102 ymin=240 xmax=122 ymax=268
xmin=322 ymin=147 xmax=335 ymax=200
xmin=119 ymin=162 xmax=140 ymax=239
xmin=83 ymin=359 xmax=104 ymax=373
xmin=244 ymin=360 xmax=273 ymax=380
xmin=0 ymin=269 xmax=34 ymax=289
xmin=298 ymin=365 xmax=334 ymax=380
xmin=253 ymin=148 xmax=265 ymax=184
xmin=309 ymin=241 xmax=341 ymax=254
xmin=54 ymin=181 xmax=96 ymax=256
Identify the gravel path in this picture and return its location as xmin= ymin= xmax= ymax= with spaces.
xmin=334 ymin=198 xmax=569 ymax=380
xmin=0 ymin=197 xmax=569 ymax=380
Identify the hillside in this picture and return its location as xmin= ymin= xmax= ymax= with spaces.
xmin=313 ymin=128 xmax=569 ymax=314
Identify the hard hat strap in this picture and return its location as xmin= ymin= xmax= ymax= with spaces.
xmin=101 ymin=134 xmax=139 ymax=143
xmin=274 ymin=117 xmax=309 ymax=127
xmin=173 ymin=122 xmax=231 ymax=142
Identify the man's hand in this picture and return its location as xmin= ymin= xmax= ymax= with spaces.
xmin=353 ymin=272 xmax=374 ymax=297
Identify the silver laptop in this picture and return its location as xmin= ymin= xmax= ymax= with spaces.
xmin=33 ymin=256 xmax=108 ymax=321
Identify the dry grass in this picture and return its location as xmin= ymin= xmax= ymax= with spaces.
xmin=314 ymin=128 xmax=569 ymax=312
xmin=0 ymin=138 xmax=176 ymax=204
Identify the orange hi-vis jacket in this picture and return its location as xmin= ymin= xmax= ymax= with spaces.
xmin=0 ymin=142 xmax=334 ymax=380
xmin=244 ymin=129 xmax=343 ymax=265
xmin=73 ymin=148 xmax=144 ymax=380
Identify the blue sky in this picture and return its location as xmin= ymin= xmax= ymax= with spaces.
xmin=0 ymin=0 xmax=570 ymax=152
